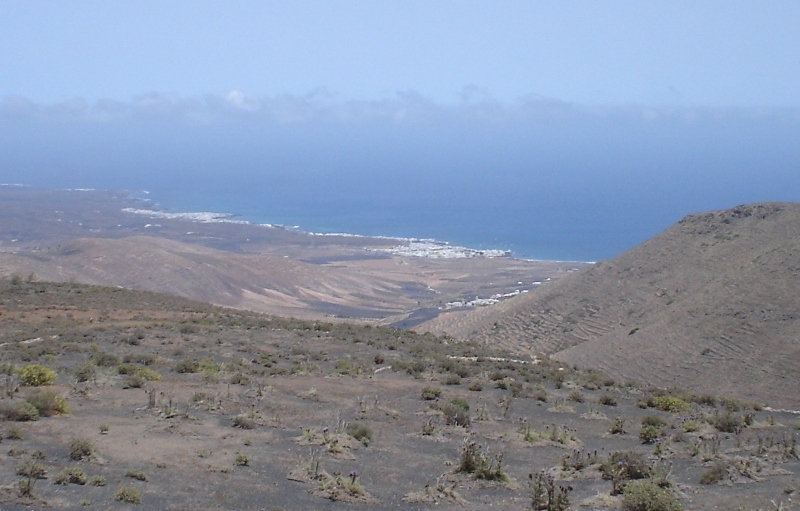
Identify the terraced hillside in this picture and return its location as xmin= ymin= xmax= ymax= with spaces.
xmin=423 ymin=203 xmax=800 ymax=408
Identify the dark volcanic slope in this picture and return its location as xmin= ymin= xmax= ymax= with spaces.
xmin=429 ymin=203 xmax=800 ymax=408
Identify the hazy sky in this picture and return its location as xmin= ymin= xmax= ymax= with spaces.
xmin=2 ymin=1 xmax=799 ymax=106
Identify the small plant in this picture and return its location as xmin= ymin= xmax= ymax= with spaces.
xmin=345 ymin=421 xmax=373 ymax=446
xmin=26 ymin=389 xmax=68 ymax=416
xmin=468 ymin=380 xmax=483 ymax=391
xmin=0 ymin=401 xmax=40 ymax=421
xmin=234 ymin=452 xmax=249 ymax=466
xmin=529 ymin=471 xmax=572 ymax=511
xmin=599 ymin=394 xmax=618 ymax=406
xmin=609 ymin=416 xmax=627 ymax=435
xmin=54 ymin=466 xmax=87 ymax=485
xmin=640 ymin=425 xmax=663 ymax=444
xmin=441 ymin=399 xmax=470 ymax=427
xmin=650 ymin=396 xmax=690 ymax=413
xmin=74 ymin=362 xmax=96 ymax=382
xmin=88 ymin=475 xmax=106 ymax=486
xmin=125 ymin=469 xmax=148 ymax=481
xmin=373 ymin=354 xmax=385 ymax=365
xmin=568 ymin=389 xmax=585 ymax=403
xmin=601 ymin=451 xmax=651 ymax=495
xmin=711 ymin=411 xmax=743 ymax=433
xmin=114 ymin=486 xmax=143 ymax=504
xmin=445 ymin=373 xmax=462 ymax=385
xmin=421 ymin=418 xmax=436 ymax=436
xmin=232 ymin=414 xmax=257 ymax=429
xmin=621 ymin=480 xmax=682 ymax=511
xmin=6 ymin=425 xmax=24 ymax=439
xmin=173 ymin=358 xmax=200 ymax=374
xmin=421 ymin=386 xmax=442 ymax=400
xmin=69 ymin=438 xmax=93 ymax=461
xmin=18 ymin=364 xmax=57 ymax=386
xmin=698 ymin=461 xmax=729 ymax=485
xmin=456 ymin=438 xmax=507 ymax=482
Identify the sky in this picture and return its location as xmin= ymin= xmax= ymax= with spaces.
xmin=1 ymin=1 xmax=799 ymax=107
xmin=1 ymin=1 xmax=799 ymax=260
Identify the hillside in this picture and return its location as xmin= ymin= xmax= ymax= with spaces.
xmin=0 ymin=279 xmax=797 ymax=510
xmin=422 ymin=203 xmax=800 ymax=408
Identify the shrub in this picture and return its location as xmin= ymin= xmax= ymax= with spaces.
xmin=88 ymin=475 xmax=106 ymax=486
xmin=234 ymin=452 xmax=249 ymax=466
xmin=173 ymin=358 xmax=200 ymax=374
xmin=651 ymin=396 xmax=690 ymax=413
xmin=54 ymin=466 xmax=87 ymax=485
xmin=0 ymin=401 xmax=40 ymax=421
xmin=232 ymin=414 xmax=256 ymax=429
xmin=18 ymin=364 xmax=57 ymax=386
xmin=599 ymin=394 xmax=618 ymax=406
xmin=345 ymin=422 xmax=373 ymax=446
xmin=712 ymin=411 xmax=743 ymax=433
xmin=601 ymin=451 xmax=651 ymax=494
xmin=639 ymin=425 xmax=663 ymax=444
xmin=457 ymin=439 xmax=507 ymax=482
xmin=74 ymin=362 xmax=96 ymax=382
xmin=642 ymin=415 xmax=668 ymax=428
xmin=441 ymin=401 xmax=471 ymax=428
xmin=568 ymin=389 xmax=585 ymax=403
xmin=125 ymin=469 xmax=148 ymax=481
xmin=622 ymin=480 xmax=682 ymax=511
xmin=91 ymin=352 xmax=119 ymax=367
xmin=133 ymin=367 xmax=161 ymax=381
xmin=421 ymin=386 xmax=442 ymax=400
xmin=114 ymin=486 xmax=142 ymax=504
xmin=6 ymin=425 xmax=24 ymax=439
xmin=122 ymin=375 xmax=146 ymax=389
xmin=27 ymin=390 xmax=68 ymax=416
xmin=445 ymin=374 xmax=462 ymax=385
xmin=69 ymin=438 xmax=93 ymax=460
xmin=699 ymin=461 xmax=729 ymax=485
xmin=468 ymin=381 xmax=483 ymax=392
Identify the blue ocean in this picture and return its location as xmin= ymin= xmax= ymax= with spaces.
xmin=2 ymin=101 xmax=799 ymax=262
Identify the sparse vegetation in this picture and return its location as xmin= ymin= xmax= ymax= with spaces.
xmin=114 ymin=486 xmax=143 ymax=504
xmin=18 ymin=364 xmax=57 ymax=386
xmin=0 ymin=278 xmax=795 ymax=509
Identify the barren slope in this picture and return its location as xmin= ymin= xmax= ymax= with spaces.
xmin=425 ymin=203 xmax=800 ymax=408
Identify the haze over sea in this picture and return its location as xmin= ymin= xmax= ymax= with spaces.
xmin=2 ymin=96 xmax=799 ymax=262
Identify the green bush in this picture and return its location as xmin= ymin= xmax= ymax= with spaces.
xmin=650 ymin=396 xmax=690 ymax=413
xmin=74 ymin=362 xmax=96 ymax=382
xmin=421 ymin=386 xmax=442 ymax=400
xmin=468 ymin=381 xmax=483 ymax=391
xmin=699 ymin=461 xmax=729 ymax=485
xmin=91 ymin=352 xmax=119 ymax=367
xmin=125 ymin=469 xmax=148 ymax=481
xmin=69 ymin=438 xmax=93 ymax=460
xmin=599 ymin=394 xmax=618 ymax=406
xmin=173 ymin=359 xmax=200 ymax=374
xmin=133 ymin=367 xmax=160 ymax=381
xmin=18 ymin=364 xmax=57 ymax=386
xmin=114 ymin=486 xmax=142 ymax=504
xmin=27 ymin=389 xmax=68 ymax=416
xmin=0 ymin=401 xmax=40 ymax=421
xmin=345 ymin=422 xmax=373 ymax=446
xmin=712 ymin=411 xmax=743 ymax=433
xmin=639 ymin=425 xmax=663 ymax=444
xmin=54 ymin=466 xmax=87 ymax=485
xmin=622 ymin=480 xmax=682 ymax=511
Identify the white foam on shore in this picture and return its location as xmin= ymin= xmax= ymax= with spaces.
xmin=122 ymin=207 xmax=515 ymax=260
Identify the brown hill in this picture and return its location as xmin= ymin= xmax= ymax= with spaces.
xmin=423 ymin=203 xmax=800 ymax=408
